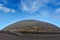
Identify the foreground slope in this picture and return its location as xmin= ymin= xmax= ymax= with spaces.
xmin=0 ymin=31 xmax=60 ymax=40
xmin=0 ymin=31 xmax=20 ymax=40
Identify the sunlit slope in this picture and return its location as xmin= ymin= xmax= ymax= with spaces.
xmin=2 ymin=20 xmax=60 ymax=32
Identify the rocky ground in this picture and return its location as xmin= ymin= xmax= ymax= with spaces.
xmin=0 ymin=32 xmax=60 ymax=40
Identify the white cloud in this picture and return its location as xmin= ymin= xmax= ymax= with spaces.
xmin=0 ymin=4 xmax=3 ymax=9
xmin=21 ymin=4 xmax=29 ymax=12
xmin=2 ymin=7 xmax=11 ymax=13
xmin=34 ymin=10 xmax=50 ymax=18
xmin=55 ymin=8 xmax=60 ymax=12
xmin=40 ymin=11 xmax=49 ymax=17
xmin=51 ymin=8 xmax=60 ymax=20
xmin=0 ymin=4 xmax=16 ymax=13
xmin=11 ymin=9 xmax=16 ymax=13
xmin=21 ymin=0 xmax=46 ymax=13
xmin=0 ymin=6 xmax=2 ymax=9
xmin=44 ymin=0 xmax=50 ymax=3
xmin=47 ymin=0 xmax=60 ymax=6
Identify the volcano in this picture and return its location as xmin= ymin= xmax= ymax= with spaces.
xmin=0 ymin=20 xmax=60 ymax=40
xmin=2 ymin=20 xmax=60 ymax=33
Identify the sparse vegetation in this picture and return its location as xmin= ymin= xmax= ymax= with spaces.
xmin=5 ymin=25 xmax=60 ymax=35
xmin=0 ymin=20 xmax=60 ymax=40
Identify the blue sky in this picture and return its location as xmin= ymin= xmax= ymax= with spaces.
xmin=0 ymin=0 xmax=60 ymax=30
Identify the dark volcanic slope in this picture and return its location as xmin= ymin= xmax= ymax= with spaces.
xmin=0 ymin=32 xmax=60 ymax=40
xmin=0 ymin=32 xmax=20 ymax=40
xmin=1 ymin=20 xmax=60 ymax=40
xmin=2 ymin=20 xmax=60 ymax=32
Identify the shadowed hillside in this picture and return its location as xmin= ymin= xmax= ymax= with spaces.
xmin=0 ymin=31 xmax=60 ymax=40
xmin=2 ymin=20 xmax=60 ymax=32
xmin=0 ymin=20 xmax=60 ymax=40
